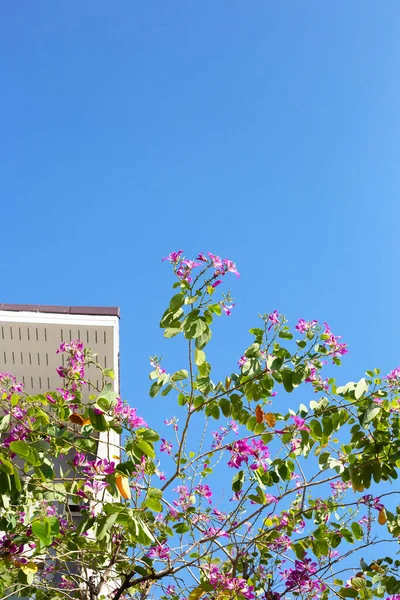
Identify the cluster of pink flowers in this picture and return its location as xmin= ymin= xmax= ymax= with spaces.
xmin=330 ymin=481 xmax=351 ymax=498
xmin=147 ymin=543 xmax=170 ymax=560
xmin=113 ymin=397 xmax=147 ymax=430
xmin=295 ymin=319 xmax=318 ymax=334
xmin=162 ymin=250 xmax=239 ymax=285
xmin=295 ymin=319 xmax=348 ymax=361
xmin=205 ymin=564 xmax=255 ymax=600
xmin=0 ymin=373 xmax=33 ymax=447
xmin=72 ymin=453 xmax=116 ymax=499
xmin=0 ymin=371 xmax=23 ymax=396
xmin=267 ymin=309 xmax=280 ymax=330
xmin=212 ymin=421 xmax=239 ymax=449
xmin=227 ymin=438 xmax=270 ymax=471
xmin=281 ymin=556 xmax=326 ymax=597
xmin=322 ymin=322 xmax=348 ymax=359
xmin=305 ymin=366 xmax=329 ymax=393
xmin=268 ymin=534 xmax=292 ymax=551
xmin=82 ymin=457 xmax=116 ymax=477
xmin=359 ymin=494 xmax=384 ymax=512
xmin=173 ymin=485 xmax=195 ymax=510
xmin=384 ymin=367 xmax=400 ymax=388
xmin=56 ymin=339 xmax=85 ymax=388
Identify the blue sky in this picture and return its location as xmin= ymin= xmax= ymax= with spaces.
xmin=1 ymin=2 xmax=400 ymax=423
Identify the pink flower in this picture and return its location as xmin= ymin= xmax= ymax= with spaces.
xmin=291 ymin=415 xmax=310 ymax=432
xmin=160 ymin=439 xmax=173 ymax=455
xmin=164 ymin=416 xmax=179 ymax=431
xmin=322 ymin=322 xmax=348 ymax=360
xmin=162 ymin=250 xmax=183 ymax=263
xmin=73 ymin=453 xmax=87 ymax=468
xmin=203 ymin=526 xmax=229 ymax=538
xmin=267 ymin=310 xmax=280 ymax=330
xmin=83 ymin=457 xmax=115 ymax=476
xmin=222 ymin=259 xmax=240 ymax=278
xmin=176 ymin=259 xmax=199 ymax=282
xmin=295 ymin=319 xmax=318 ymax=334
xmin=212 ymin=279 xmax=222 ymax=288
xmin=196 ymin=253 xmax=208 ymax=262
xmin=238 ymin=356 xmax=247 ymax=367
xmin=208 ymin=253 xmax=224 ymax=271
xmin=113 ymin=398 xmax=147 ymax=429
xmin=147 ymin=544 xmax=170 ymax=560
xmin=195 ymin=484 xmax=213 ymax=503
xmin=166 ymin=585 xmax=176 ymax=595
xmin=222 ymin=303 xmax=235 ymax=316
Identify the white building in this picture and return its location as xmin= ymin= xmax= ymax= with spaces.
xmin=0 ymin=303 xmax=121 ymax=598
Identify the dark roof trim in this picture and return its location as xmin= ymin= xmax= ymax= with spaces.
xmin=0 ymin=304 xmax=120 ymax=318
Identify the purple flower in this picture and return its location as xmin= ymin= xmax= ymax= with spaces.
xmin=147 ymin=544 xmax=170 ymax=560
xmin=113 ymin=398 xmax=147 ymax=429
xmin=73 ymin=453 xmax=87 ymax=468
xmin=166 ymin=585 xmax=176 ymax=595
xmin=212 ymin=279 xmax=222 ymax=288
xmin=83 ymin=458 xmax=115 ymax=476
xmin=295 ymin=318 xmax=317 ymax=334
xmin=291 ymin=415 xmax=310 ymax=432
xmin=196 ymin=253 xmax=208 ymax=262
xmin=222 ymin=258 xmax=240 ymax=278
xmin=208 ymin=253 xmax=224 ymax=271
xmin=195 ymin=484 xmax=213 ymax=503
xmin=222 ymin=303 xmax=235 ymax=316
xmin=160 ymin=439 xmax=173 ymax=455
xmin=238 ymin=356 xmax=247 ymax=367
xmin=267 ymin=310 xmax=280 ymax=330
xmin=162 ymin=250 xmax=183 ymax=263
xmin=164 ymin=416 xmax=179 ymax=431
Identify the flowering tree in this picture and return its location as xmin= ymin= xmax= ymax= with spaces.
xmin=1 ymin=251 xmax=400 ymax=600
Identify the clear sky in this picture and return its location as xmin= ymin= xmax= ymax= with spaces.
xmin=1 ymin=2 xmax=400 ymax=425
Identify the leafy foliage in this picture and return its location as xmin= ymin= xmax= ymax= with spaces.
xmin=0 ymin=251 xmax=400 ymax=600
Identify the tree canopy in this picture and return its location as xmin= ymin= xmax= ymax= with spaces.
xmin=1 ymin=251 xmax=400 ymax=600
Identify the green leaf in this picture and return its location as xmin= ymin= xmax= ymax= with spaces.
xmin=338 ymin=587 xmax=358 ymax=598
xmin=136 ymin=440 xmax=155 ymax=458
xmin=144 ymin=497 xmax=163 ymax=512
xmin=97 ymin=383 xmax=118 ymax=411
xmin=31 ymin=521 xmax=52 ymax=546
xmin=0 ymin=414 xmax=11 ymax=432
xmin=0 ymin=459 xmax=14 ymax=475
xmin=149 ymin=381 xmax=163 ymax=398
xmin=139 ymin=428 xmax=160 ymax=442
xmin=195 ymin=349 xmax=206 ymax=366
xmin=169 ymin=293 xmax=185 ymax=312
xmin=171 ymin=370 xmax=189 ymax=382
xmin=133 ymin=516 xmax=155 ymax=545
xmin=362 ymin=405 xmax=381 ymax=425
xmin=281 ymin=368 xmax=294 ymax=393
xmin=10 ymin=441 xmax=41 ymax=466
xmin=97 ymin=513 xmax=119 ymax=541
xmin=219 ymin=398 xmax=231 ymax=417
xmin=351 ymin=522 xmax=364 ymax=540
xmin=174 ymin=522 xmax=190 ymax=534
xmin=232 ymin=470 xmax=244 ymax=492
xmin=355 ymin=378 xmax=369 ymax=400
xmin=195 ymin=327 xmax=212 ymax=349
xmin=310 ymin=419 xmax=322 ymax=439
xmin=188 ymin=587 xmax=206 ymax=600
xmin=88 ymin=407 xmax=108 ymax=432
xmin=164 ymin=327 xmax=181 ymax=338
